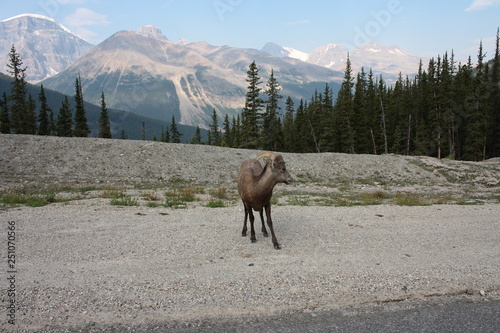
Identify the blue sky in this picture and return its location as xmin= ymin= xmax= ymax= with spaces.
xmin=1 ymin=0 xmax=499 ymax=62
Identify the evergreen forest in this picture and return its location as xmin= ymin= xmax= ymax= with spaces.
xmin=2 ymin=30 xmax=500 ymax=162
xmin=211 ymin=30 xmax=500 ymax=161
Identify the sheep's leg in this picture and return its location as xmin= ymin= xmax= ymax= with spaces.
xmin=242 ymin=202 xmax=248 ymax=237
xmin=248 ymin=208 xmax=257 ymax=243
xmin=265 ymin=204 xmax=280 ymax=249
xmin=259 ymin=209 xmax=268 ymax=237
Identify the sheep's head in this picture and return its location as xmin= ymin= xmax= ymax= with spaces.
xmin=256 ymin=152 xmax=292 ymax=184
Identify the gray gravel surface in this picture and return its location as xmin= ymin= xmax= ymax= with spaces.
xmin=1 ymin=134 xmax=499 ymax=332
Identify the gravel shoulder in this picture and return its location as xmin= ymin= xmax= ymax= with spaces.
xmin=1 ymin=135 xmax=500 ymax=332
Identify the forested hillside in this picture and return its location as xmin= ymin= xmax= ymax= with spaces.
xmin=0 ymin=73 xmax=203 ymax=141
xmin=2 ymin=30 xmax=499 ymax=161
xmin=214 ymin=31 xmax=500 ymax=161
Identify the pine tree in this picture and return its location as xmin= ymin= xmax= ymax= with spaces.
xmin=464 ymin=41 xmax=490 ymax=161
xmin=0 ymin=92 xmax=10 ymax=134
xmin=365 ymin=69 xmax=379 ymax=154
xmin=7 ymin=45 xmax=33 ymax=134
xmin=318 ymin=84 xmax=335 ymax=152
xmin=164 ymin=125 xmax=170 ymax=142
xmin=120 ymin=130 xmax=128 ymax=140
xmin=208 ymin=109 xmax=221 ymax=145
xmin=352 ymin=68 xmax=370 ymax=153
xmin=98 ymin=92 xmax=112 ymax=138
xmin=240 ymin=61 xmax=264 ymax=148
xmin=231 ymin=115 xmax=241 ymax=148
xmin=222 ymin=114 xmax=231 ymax=146
xmin=56 ymin=96 xmax=73 ymax=137
xmin=262 ymin=69 xmax=283 ymax=150
xmin=25 ymin=94 xmax=37 ymax=134
xmin=170 ymin=115 xmax=181 ymax=143
xmin=489 ymin=28 xmax=500 ymax=157
xmin=294 ymin=99 xmax=309 ymax=153
xmin=333 ymin=54 xmax=355 ymax=153
xmin=191 ymin=126 xmax=202 ymax=144
xmin=38 ymin=85 xmax=51 ymax=135
xmin=283 ymin=96 xmax=296 ymax=152
xmin=73 ymin=76 xmax=90 ymax=137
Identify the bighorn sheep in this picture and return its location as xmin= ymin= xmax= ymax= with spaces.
xmin=237 ymin=152 xmax=292 ymax=249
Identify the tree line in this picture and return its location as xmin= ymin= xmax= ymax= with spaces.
xmin=1 ymin=45 xmax=112 ymax=138
xmin=207 ymin=30 xmax=500 ymax=161
xmin=2 ymin=30 xmax=500 ymax=162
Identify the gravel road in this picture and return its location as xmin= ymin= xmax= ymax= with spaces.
xmin=1 ymin=135 xmax=499 ymax=332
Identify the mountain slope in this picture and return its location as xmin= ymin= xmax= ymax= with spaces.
xmin=0 ymin=14 xmax=94 ymax=82
xmin=0 ymin=72 xmax=203 ymax=140
xmin=42 ymin=29 xmax=343 ymax=127
xmin=41 ymin=29 xmax=249 ymax=127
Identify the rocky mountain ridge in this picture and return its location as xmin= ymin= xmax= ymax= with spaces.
xmin=1 ymin=14 xmax=425 ymax=128
xmin=41 ymin=29 xmax=343 ymax=127
xmin=0 ymin=14 xmax=94 ymax=82
xmin=262 ymin=41 xmax=424 ymax=79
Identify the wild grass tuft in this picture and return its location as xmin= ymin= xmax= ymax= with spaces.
xmin=1 ymin=192 xmax=57 ymax=208
xmin=110 ymin=196 xmax=139 ymax=206
xmin=206 ymin=200 xmax=225 ymax=208
xmin=394 ymin=193 xmax=430 ymax=206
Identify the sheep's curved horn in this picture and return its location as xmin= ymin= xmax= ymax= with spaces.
xmin=256 ymin=152 xmax=277 ymax=170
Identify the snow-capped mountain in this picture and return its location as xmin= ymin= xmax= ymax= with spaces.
xmin=306 ymin=44 xmax=349 ymax=70
xmin=0 ymin=14 xmax=94 ymax=82
xmin=261 ymin=42 xmax=423 ymax=79
xmin=347 ymin=43 xmax=422 ymax=77
xmin=261 ymin=42 xmax=309 ymax=62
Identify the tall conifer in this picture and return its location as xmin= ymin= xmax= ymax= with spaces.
xmin=98 ymin=92 xmax=112 ymax=138
xmin=38 ymin=85 xmax=51 ymax=135
xmin=170 ymin=115 xmax=181 ymax=143
xmin=333 ymin=54 xmax=355 ymax=153
xmin=56 ymin=96 xmax=73 ymax=137
xmin=262 ymin=69 xmax=283 ymax=150
xmin=7 ymin=45 xmax=31 ymax=134
xmin=240 ymin=61 xmax=264 ymax=148
xmin=73 ymin=75 xmax=90 ymax=137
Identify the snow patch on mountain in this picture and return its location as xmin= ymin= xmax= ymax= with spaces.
xmin=283 ymin=46 xmax=309 ymax=61
xmin=1 ymin=13 xmax=74 ymax=35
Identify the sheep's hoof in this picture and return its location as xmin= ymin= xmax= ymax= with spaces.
xmin=242 ymin=231 xmax=247 ymax=237
xmin=274 ymin=243 xmax=281 ymax=250
xmin=251 ymin=239 xmax=257 ymax=243
xmin=263 ymin=232 xmax=269 ymax=237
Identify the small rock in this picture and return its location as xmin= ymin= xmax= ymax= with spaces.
xmin=480 ymin=290 xmax=486 ymax=296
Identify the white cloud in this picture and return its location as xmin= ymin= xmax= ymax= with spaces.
xmin=465 ymin=0 xmax=500 ymax=11
xmin=63 ymin=7 xmax=110 ymax=28
xmin=62 ymin=8 xmax=110 ymax=43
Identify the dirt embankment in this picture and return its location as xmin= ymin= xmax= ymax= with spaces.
xmin=1 ymin=134 xmax=499 ymax=202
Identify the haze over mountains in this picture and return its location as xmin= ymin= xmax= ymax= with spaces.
xmin=0 ymin=14 xmax=424 ymax=128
